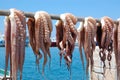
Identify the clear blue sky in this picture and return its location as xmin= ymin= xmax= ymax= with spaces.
xmin=0 ymin=0 xmax=120 ymax=37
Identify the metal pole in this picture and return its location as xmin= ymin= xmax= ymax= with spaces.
xmin=0 ymin=10 xmax=118 ymax=24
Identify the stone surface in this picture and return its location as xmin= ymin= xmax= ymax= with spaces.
xmin=89 ymin=46 xmax=117 ymax=80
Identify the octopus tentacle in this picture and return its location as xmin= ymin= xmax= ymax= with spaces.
xmin=55 ymin=20 xmax=64 ymax=66
xmin=28 ymin=11 xmax=52 ymax=75
xmin=88 ymin=17 xmax=97 ymax=51
xmin=60 ymin=14 xmax=75 ymax=46
xmin=65 ymin=22 xmax=74 ymax=45
xmin=77 ymin=21 xmax=85 ymax=69
xmin=64 ymin=41 xmax=71 ymax=70
xmin=34 ymin=12 xmax=46 ymax=74
xmin=84 ymin=19 xmax=91 ymax=76
xmin=65 ymin=31 xmax=77 ymax=64
xmin=14 ymin=10 xmax=26 ymax=80
xmin=59 ymin=13 xmax=77 ymax=70
xmin=56 ymin=13 xmax=77 ymax=71
xmin=11 ymin=9 xmax=26 ymax=80
xmin=63 ymin=13 xmax=77 ymax=35
xmin=34 ymin=12 xmax=41 ymax=53
xmin=15 ymin=10 xmax=26 ymax=80
xmin=113 ymin=23 xmax=118 ymax=63
xmin=42 ymin=11 xmax=53 ymax=33
xmin=101 ymin=17 xmax=114 ymax=48
xmin=38 ymin=12 xmax=52 ymax=70
xmin=117 ymin=19 xmax=120 ymax=80
xmin=39 ymin=15 xmax=48 ymax=75
xmin=65 ymin=13 xmax=77 ymax=24
xmin=14 ymin=9 xmax=26 ymax=27
xmin=42 ymin=13 xmax=52 ymax=69
xmin=98 ymin=16 xmax=114 ymax=75
xmin=59 ymin=16 xmax=68 ymax=62
xmin=34 ymin=13 xmax=43 ymax=71
xmin=27 ymin=18 xmax=42 ymax=66
xmin=60 ymin=16 xmax=70 ymax=61
xmin=6 ymin=8 xmax=26 ymax=80
xmin=4 ymin=16 xmax=11 ymax=79
xmin=27 ymin=18 xmax=36 ymax=53
xmin=55 ymin=20 xmax=63 ymax=49
xmin=9 ymin=9 xmax=19 ymax=80
xmin=35 ymin=11 xmax=51 ymax=74
xmin=83 ymin=17 xmax=97 ymax=77
xmin=101 ymin=18 xmax=114 ymax=52
xmin=40 ymin=15 xmax=50 ymax=43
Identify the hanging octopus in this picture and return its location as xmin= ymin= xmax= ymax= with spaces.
xmin=77 ymin=17 xmax=97 ymax=78
xmin=56 ymin=13 xmax=77 ymax=70
xmin=27 ymin=11 xmax=52 ymax=75
xmin=96 ymin=16 xmax=114 ymax=73
xmin=4 ymin=8 xmax=26 ymax=80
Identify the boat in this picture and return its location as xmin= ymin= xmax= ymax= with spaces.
xmin=51 ymin=37 xmax=57 ymax=47
xmin=0 ymin=33 xmax=30 ymax=47
xmin=0 ymin=69 xmax=10 ymax=80
xmin=50 ymin=37 xmax=79 ymax=47
xmin=0 ymin=34 xmax=5 ymax=47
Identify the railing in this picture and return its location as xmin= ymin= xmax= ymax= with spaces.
xmin=0 ymin=10 xmax=118 ymax=24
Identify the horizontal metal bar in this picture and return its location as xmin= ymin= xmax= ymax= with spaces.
xmin=0 ymin=10 xmax=118 ymax=24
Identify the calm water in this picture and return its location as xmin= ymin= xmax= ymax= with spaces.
xmin=0 ymin=47 xmax=87 ymax=80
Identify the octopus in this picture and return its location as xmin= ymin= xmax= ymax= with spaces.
xmin=27 ymin=11 xmax=52 ymax=75
xmin=114 ymin=19 xmax=120 ymax=80
xmin=77 ymin=17 xmax=97 ymax=78
xmin=96 ymin=16 xmax=114 ymax=74
xmin=56 ymin=13 xmax=77 ymax=71
xmin=4 ymin=8 xmax=26 ymax=80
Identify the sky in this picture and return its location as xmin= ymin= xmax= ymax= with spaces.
xmin=0 ymin=0 xmax=120 ymax=37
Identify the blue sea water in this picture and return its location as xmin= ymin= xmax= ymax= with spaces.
xmin=0 ymin=47 xmax=88 ymax=80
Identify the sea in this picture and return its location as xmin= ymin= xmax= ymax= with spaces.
xmin=0 ymin=47 xmax=88 ymax=80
